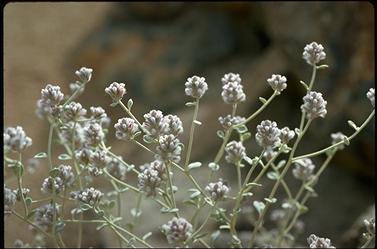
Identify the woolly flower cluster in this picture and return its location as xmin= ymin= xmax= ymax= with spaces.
xmin=138 ymin=160 xmax=167 ymax=197
xmin=41 ymin=165 xmax=75 ymax=194
xmin=255 ymin=120 xmax=281 ymax=149
xmin=205 ymin=179 xmax=230 ymax=201
xmin=36 ymin=84 xmax=64 ymax=119
xmin=280 ymin=127 xmax=295 ymax=144
xmin=255 ymin=121 xmax=295 ymax=155
xmin=75 ymin=67 xmax=93 ymax=83
xmin=113 ymin=110 xmax=184 ymax=142
xmin=301 ymin=91 xmax=327 ymax=119
xmin=292 ymin=158 xmax=316 ymax=181
xmin=331 ymin=132 xmax=347 ymax=150
xmin=267 ymin=74 xmax=287 ymax=94
xmin=3 ymin=126 xmax=32 ymax=152
xmin=221 ymin=73 xmax=246 ymax=104
xmin=142 ymin=110 xmax=168 ymax=139
xmin=218 ymin=115 xmax=245 ymax=131
xmin=71 ymin=187 xmax=103 ymax=206
xmin=307 ymin=234 xmax=335 ymax=248
xmin=4 ymin=185 xmax=17 ymax=212
xmin=225 ymin=141 xmax=246 ymax=165
xmin=185 ymin=75 xmax=208 ymax=99
xmin=106 ymin=157 xmax=128 ymax=181
xmin=162 ymin=217 xmax=193 ymax=245
xmin=105 ymin=82 xmax=127 ymax=102
xmin=156 ymin=134 xmax=182 ymax=163
xmin=34 ymin=203 xmax=59 ymax=232
xmin=63 ymin=101 xmax=87 ymax=122
xmin=114 ymin=117 xmax=139 ymax=140
xmin=302 ymin=42 xmax=326 ymax=65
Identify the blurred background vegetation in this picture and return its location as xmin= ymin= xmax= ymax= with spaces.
xmin=4 ymin=2 xmax=374 ymax=248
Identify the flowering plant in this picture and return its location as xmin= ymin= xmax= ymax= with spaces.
xmin=4 ymin=41 xmax=375 ymax=248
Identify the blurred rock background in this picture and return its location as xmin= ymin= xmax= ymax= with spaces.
xmin=4 ymin=2 xmax=374 ymax=248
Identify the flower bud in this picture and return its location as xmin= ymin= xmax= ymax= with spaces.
xmin=303 ymin=42 xmax=326 ymax=65
xmin=75 ymin=67 xmax=93 ymax=83
xmin=162 ymin=217 xmax=193 ymax=245
xmin=105 ymin=82 xmax=126 ymax=102
xmin=267 ymin=74 xmax=287 ymax=94
xmin=301 ymin=91 xmax=327 ymax=119
xmin=185 ymin=76 xmax=208 ymax=99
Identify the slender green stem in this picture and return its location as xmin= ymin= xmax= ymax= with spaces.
xmin=164 ymin=161 xmax=179 ymax=217
xmin=232 ymin=103 xmax=238 ymax=117
xmin=293 ymin=110 xmax=375 ymax=161
xmin=51 ymin=183 xmax=59 ymax=248
xmin=101 ymin=141 xmax=139 ymax=175
xmin=103 ymin=168 xmax=140 ymax=193
xmin=61 ymin=189 xmax=67 ymax=218
xmin=212 ymin=91 xmax=277 ymax=175
xmin=249 ymin=119 xmax=312 ymax=247
xmin=199 ymin=238 xmax=211 ymax=248
xmin=229 ymin=151 xmax=265 ymax=248
xmin=118 ymin=100 xmax=147 ymax=134
xmin=213 ymin=129 xmax=232 ymax=165
xmin=243 ymin=150 xmax=266 ymax=186
xmin=131 ymin=193 xmax=143 ymax=230
xmin=62 ymin=81 xmax=87 ymax=107
xmin=155 ymin=198 xmax=170 ymax=209
xmin=184 ymin=99 xmax=200 ymax=170
xmin=131 ymin=136 xmax=213 ymax=206
xmin=68 ymin=121 xmax=83 ymax=249
xmin=237 ymin=91 xmax=278 ymax=127
xmin=46 ymin=120 xmax=60 ymax=247
xmin=64 ymin=219 xmax=105 ymax=223
xmin=106 ymin=220 xmax=131 ymax=246
xmin=236 ymin=162 xmax=242 ymax=191
xmin=11 ymin=210 xmax=53 ymax=238
xmin=100 ymin=211 xmax=153 ymax=248
xmin=110 ymin=180 xmax=123 ymax=247
xmin=294 ymin=182 xmax=305 ymax=203
xmin=184 ymin=171 xmax=214 ymax=206
xmin=16 ymin=154 xmax=28 ymax=217
xmin=190 ymin=202 xmax=203 ymax=226
xmin=308 ymin=65 xmax=317 ymax=91
xmin=278 ymin=152 xmax=336 ymax=245
xmin=132 ymin=139 xmax=155 ymax=154
xmin=270 ymin=162 xmax=292 ymax=200
xmin=48 ymin=123 xmax=54 ymax=170
xmin=193 ymin=208 xmax=212 ymax=235
xmin=57 ymin=234 xmax=66 ymax=248
xmin=131 ymin=135 xmax=214 ymax=207
xmin=186 ymin=206 xmax=213 ymax=246
xmin=32 ymin=197 xmax=53 ymax=203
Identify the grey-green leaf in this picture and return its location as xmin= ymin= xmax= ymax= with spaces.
xmin=253 ymin=201 xmax=265 ymax=216
xmin=142 ymin=232 xmax=152 ymax=240
xmin=188 ymin=162 xmax=202 ymax=170
xmin=58 ymin=153 xmax=71 ymax=161
xmin=127 ymin=98 xmax=134 ymax=110
xmin=34 ymin=152 xmax=48 ymax=159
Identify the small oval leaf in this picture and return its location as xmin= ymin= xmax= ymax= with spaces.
xmin=193 ymin=120 xmax=202 ymax=126
xmin=127 ymin=98 xmax=134 ymax=110
xmin=188 ymin=162 xmax=202 ymax=170
xmin=58 ymin=153 xmax=71 ymax=161
xmin=142 ymin=232 xmax=152 ymax=240
xmin=34 ymin=152 xmax=48 ymax=159
xmin=253 ymin=201 xmax=265 ymax=216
